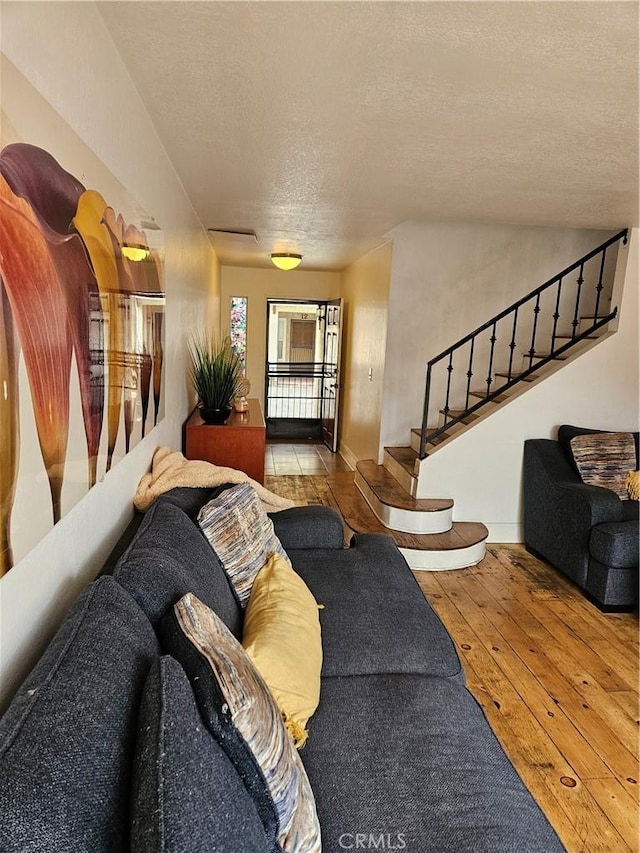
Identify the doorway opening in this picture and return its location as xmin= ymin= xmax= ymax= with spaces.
xmin=265 ymin=299 xmax=342 ymax=449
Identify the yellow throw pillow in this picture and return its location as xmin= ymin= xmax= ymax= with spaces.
xmin=626 ymin=470 xmax=640 ymax=501
xmin=242 ymin=554 xmax=322 ymax=749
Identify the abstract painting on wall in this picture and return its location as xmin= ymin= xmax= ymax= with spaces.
xmin=0 ymin=61 xmax=165 ymax=574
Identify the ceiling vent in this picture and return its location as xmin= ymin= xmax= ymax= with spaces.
xmin=207 ymin=228 xmax=258 ymax=245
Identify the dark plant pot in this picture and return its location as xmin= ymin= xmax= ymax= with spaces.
xmin=199 ymin=405 xmax=232 ymax=425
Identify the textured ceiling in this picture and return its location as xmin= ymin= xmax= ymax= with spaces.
xmin=99 ymin=1 xmax=639 ymax=270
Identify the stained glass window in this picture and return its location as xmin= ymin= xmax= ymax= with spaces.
xmin=230 ymin=296 xmax=247 ymax=372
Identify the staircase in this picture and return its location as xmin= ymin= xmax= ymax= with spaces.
xmin=327 ymin=464 xmax=489 ymax=571
xmin=328 ymin=229 xmax=629 ymax=570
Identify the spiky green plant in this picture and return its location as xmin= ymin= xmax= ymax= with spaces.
xmin=189 ymin=335 xmax=242 ymax=411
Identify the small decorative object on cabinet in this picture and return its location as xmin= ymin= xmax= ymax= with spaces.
xmin=184 ymin=398 xmax=266 ymax=483
xmin=189 ymin=335 xmax=242 ymax=425
xmin=234 ymin=377 xmax=251 ymax=413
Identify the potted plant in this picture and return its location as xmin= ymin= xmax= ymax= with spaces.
xmin=189 ymin=335 xmax=242 ymax=424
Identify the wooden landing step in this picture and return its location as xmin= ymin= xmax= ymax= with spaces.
xmin=327 ymin=472 xmax=488 ymax=571
xmin=355 ymin=460 xmax=453 ymax=534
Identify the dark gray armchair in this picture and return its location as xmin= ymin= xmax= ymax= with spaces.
xmin=523 ymin=425 xmax=639 ymax=610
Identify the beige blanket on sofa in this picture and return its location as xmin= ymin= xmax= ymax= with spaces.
xmin=134 ymin=447 xmax=295 ymax=513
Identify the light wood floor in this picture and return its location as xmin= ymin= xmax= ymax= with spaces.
xmin=266 ymin=474 xmax=640 ymax=853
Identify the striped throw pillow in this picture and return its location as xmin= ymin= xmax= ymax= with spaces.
xmin=164 ymin=593 xmax=322 ymax=853
xmin=570 ymin=432 xmax=637 ymax=499
xmin=197 ymin=483 xmax=290 ymax=607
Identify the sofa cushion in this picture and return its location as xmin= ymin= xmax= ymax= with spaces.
xmin=0 ymin=576 xmax=159 ymax=853
xmin=622 ymin=500 xmax=640 ymax=521
xmin=114 ymin=498 xmax=243 ymax=637
xmin=289 ymin=533 xmax=462 ymax=680
xmin=301 ymin=673 xmax=563 ymax=853
xmin=131 ymin=656 xmax=270 ymax=853
xmin=243 ymin=553 xmax=322 ymax=748
xmin=590 ymin=520 xmax=639 ymax=569
xmin=154 ymin=485 xmax=227 ymax=518
xmin=198 ymin=483 xmax=290 ymax=608
xmin=570 ymin=432 xmax=637 ymax=499
xmin=269 ymin=505 xmax=345 ymax=550
xmin=160 ymin=593 xmax=321 ymax=853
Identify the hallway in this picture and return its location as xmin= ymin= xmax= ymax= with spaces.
xmin=265 ymin=441 xmax=351 ymax=476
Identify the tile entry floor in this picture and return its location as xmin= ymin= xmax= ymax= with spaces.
xmin=265 ymin=441 xmax=352 ymax=476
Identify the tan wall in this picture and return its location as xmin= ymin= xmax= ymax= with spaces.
xmin=339 ymin=242 xmax=392 ymax=465
xmin=220 ymin=266 xmax=340 ymax=405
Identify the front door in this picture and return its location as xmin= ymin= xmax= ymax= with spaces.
xmin=321 ymin=298 xmax=343 ymax=452
xmin=265 ymin=300 xmax=324 ymax=439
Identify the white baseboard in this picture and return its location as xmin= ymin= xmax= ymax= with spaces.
xmin=484 ymin=522 xmax=523 ymax=543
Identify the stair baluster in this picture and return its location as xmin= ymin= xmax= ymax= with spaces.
xmin=571 ymin=262 xmax=585 ymax=338
xmin=527 ymin=292 xmax=542 ymax=369
xmin=486 ymin=321 xmax=497 ymax=396
xmin=594 ymin=248 xmax=607 ymax=322
xmin=550 ymin=278 xmax=563 ymax=351
xmin=464 ymin=336 xmax=475 ymax=408
xmin=507 ymin=306 xmax=519 ymax=381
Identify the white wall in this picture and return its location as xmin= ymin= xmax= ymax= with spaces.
xmin=416 ymin=230 xmax=639 ymax=541
xmin=0 ymin=2 xmax=219 ymax=710
xmin=381 ymin=221 xmax=617 ymax=449
xmin=339 ymin=241 xmax=392 ymax=466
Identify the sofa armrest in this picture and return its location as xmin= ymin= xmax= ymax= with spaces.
xmin=523 ymin=439 xmax=624 ymax=584
xmin=525 ymin=439 xmax=624 ymax=523
xmin=268 ymin=506 xmax=345 ymax=550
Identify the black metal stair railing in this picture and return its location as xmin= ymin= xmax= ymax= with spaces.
xmin=418 ymin=229 xmax=628 ymax=459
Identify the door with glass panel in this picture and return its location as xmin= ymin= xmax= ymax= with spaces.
xmin=264 ymin=299 xmax=342 ymax=447
xmin=320 ymin=298 xmax=343 ymax=451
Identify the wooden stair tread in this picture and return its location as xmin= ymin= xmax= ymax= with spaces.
xmin=555 ymin=334 xmax=598 ymax=341
xmin=356 ymin=460 xmax=453 ymax=512
xmin=523 ymin=352 xmax=567 ymax=360
xmin=439 ymin=410 xmax=480 ymax=425
xmin=469 ymin=390 xmax=508 ymax=403
xmin=385 ymin=445 xmax=419 ymax=475
xmin=495 ymin=371 xmax=538 ymax=382
xmin=327 ymin=474 xmax=488 ymax=551
xmin=411 ymin=428 xmax=450 ymax=447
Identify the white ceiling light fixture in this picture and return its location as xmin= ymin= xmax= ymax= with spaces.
xmin=270 ymin=252 xmax=302 ymax=271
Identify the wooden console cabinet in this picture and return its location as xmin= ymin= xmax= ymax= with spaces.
xmin=184 ymin=398 xmax=266 ymax=484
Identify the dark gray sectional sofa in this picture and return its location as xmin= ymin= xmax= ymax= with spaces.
xmin=524 ymin=425 xmax=639 ymax=610
xmin=0 ymin=486 xmax=563 ymax=852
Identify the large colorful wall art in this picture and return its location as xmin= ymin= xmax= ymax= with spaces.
xmin=0 ymin=123 xmax=165 ymax=574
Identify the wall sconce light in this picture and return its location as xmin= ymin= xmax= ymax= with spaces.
xmin=121 ymin=243 xmax=150 ymax=262
xmin=270 ymin=252 xmax=302 ymax=271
